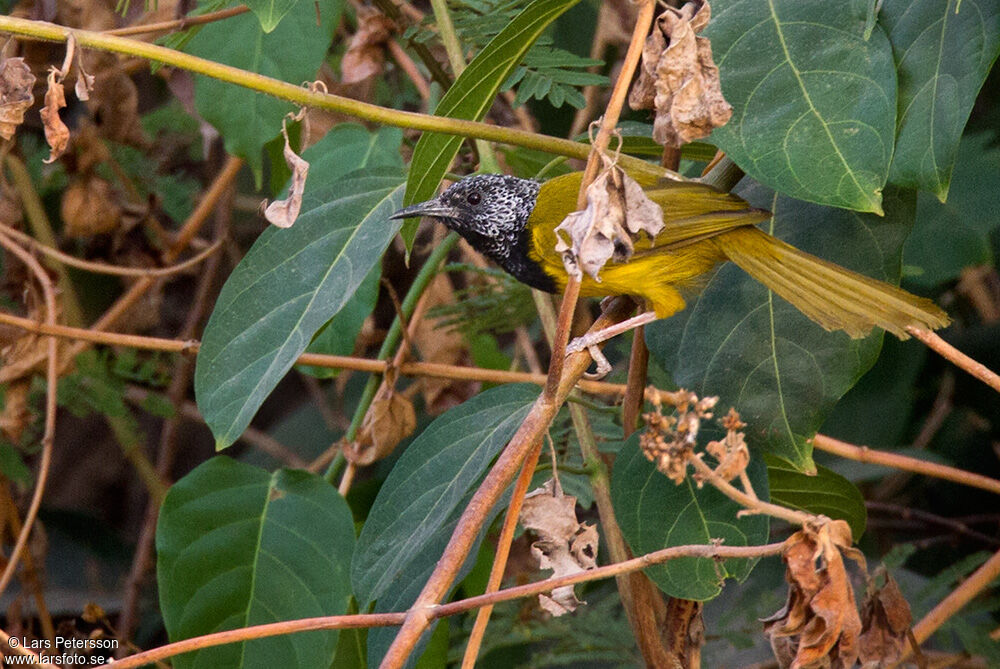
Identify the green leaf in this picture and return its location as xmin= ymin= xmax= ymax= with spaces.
xmin=186 ymin=0 xmax=340 ymax=181
xmin=645 ymin=182 xmax=917 ymax=471
xmin=706 ymin=0 xmax=896 ymax=213
xmin=399 ymin=0 xmax=582 ymax=250
xmin=611 ymin=433 xmax=770 ymax=601
xmin=766 ymin=457 xmax=867 ymax=539
xmin=351 ymin=384 xmax=538 ymax=665
xmin=156 ymin=457 xmax=355 ymax=669
xmin=245 ymin=0 xmax=298 ymax=32
xmin=882 ymin=0 xmax=1000 ymax=199
xmin=904 ymin=132 xmax=1000 ymax=286
xmin=195 ymin=169 xmax=405 ymax=449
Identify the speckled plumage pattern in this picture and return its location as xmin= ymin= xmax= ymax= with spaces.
xmin=432 ymin=175 xmax=557 ymax=292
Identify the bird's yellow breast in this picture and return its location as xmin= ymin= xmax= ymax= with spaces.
xmin=526 ymin=172 xmax=765 ymax=317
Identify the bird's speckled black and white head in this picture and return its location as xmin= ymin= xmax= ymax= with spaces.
xmin=390 ymin=174 xmax=556 ymax=292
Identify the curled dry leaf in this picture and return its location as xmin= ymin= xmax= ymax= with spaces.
xmin=858 ymin=567 xmax=913 ymax=668
xmin=520 ymin=479 xmax=598 ymax=616
xmin=341 ymin=8 xmax=395 ymax=85
xmin=264 ymin=119 xmax=310 ymax=228
xmin=704 ymin=407 xmax=749 ymax=483
xmin=764 ymin=520 xmax=863 ymax=669
xmin=40 ymin=69 xmax=70 ymax=163
xmin=344 ymin=386 xmax=416 ymax=466
xmin=629 ymin=1 xmax=732 ymax=147
xmin=554 ymin=159 xmax=664 ymax=281
xmin=640 ymin=389 xmax=717 ymax=484
xmin=61 ymin=176 xmax=122 ymax=237
xmin=0 ymin=57 xmax=36 ymax=141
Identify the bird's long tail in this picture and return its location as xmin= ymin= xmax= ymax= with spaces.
xmin=714 ymin=227 xmax=949 ymax=339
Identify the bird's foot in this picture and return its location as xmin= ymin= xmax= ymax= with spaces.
xmin=566 ymin=310 xmax=658 ymax=380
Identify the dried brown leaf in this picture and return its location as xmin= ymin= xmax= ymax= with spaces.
xmin=0 ymin=57 xmax=36 ymax=141
xmin=264 ymin=120 xmax=309 ymax=228
xmin=40 ymin=69 xmax=69 ymax=163
xmin=0 ymin=380 xmax=30 ymax=444
xmin=765 ymin=521 xmax=862 ymax=669
xmin=75 ymin=68 xmax=95 ymax=101
xmin=61 ymin=176 xmax=122 ymax=237
xmin=858 ymin=568 xmax=912 ymax=667
xmin=345 ymin=388 xmax=416 ymax=466
xmin=341 ymin=9 xmax=395 ymax=85
xmin=521 ymin=479 xmax=598 ymax=616
xmin=413 ymin=273 xmax=476 ymax=414
xmin=554 ymin=161 xmax=664 ymax=281
xmin=629 ymin=2 xmax=732 ymax=148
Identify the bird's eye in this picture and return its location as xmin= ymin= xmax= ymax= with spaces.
xmin=466 ymin=192 xmax=482 ymax=205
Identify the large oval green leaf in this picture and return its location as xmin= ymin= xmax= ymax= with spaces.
xmin=351 ymin=384 xmax=538 ymax=666
xmin=646 ymin=182 xmax=917 ymax=471
xmin=766 ymin=457 xmax=867 ymax=539
xmin=400 ymin=0 xmax=581 ymax=249
xmin=882 ymin=0 xmax=1000 ymax=199
xmin=706 ymin=0 xmax=896 ymax=213
xmin=195 ymin=169 xmax=405 ymax=449
xmin=186 ymin=0 xmax=340 ymax=181
xmin=157 ymin=456 xmax=355 ymax=669
xmin=611 ymin=433 xmax=770 ymax=601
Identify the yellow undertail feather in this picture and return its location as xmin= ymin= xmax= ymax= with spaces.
xmin=714 ymin=227 xmax=949 ymax=338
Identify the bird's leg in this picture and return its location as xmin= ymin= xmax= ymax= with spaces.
xmin=567 ymin=311 xmax=658 ymax=379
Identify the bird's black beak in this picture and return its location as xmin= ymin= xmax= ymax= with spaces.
xmin=389 ymin=199 xmax=460 ymax=221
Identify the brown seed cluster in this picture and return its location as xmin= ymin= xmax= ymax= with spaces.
xmin=639 ymin=390 xmax=718 ymax=484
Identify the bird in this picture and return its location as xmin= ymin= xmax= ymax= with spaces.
xmin=390 ymin=171 xmax=948 ymax=350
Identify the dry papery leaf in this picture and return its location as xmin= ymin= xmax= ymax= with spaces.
xmin=0 ymin=57 xmax=36 ymax=141
xmin=764 ymin=520 xmax=866 ymax=669
xmin=40 ymin=68 xmax=70 ymax=163
xmin=0 ymin=379 xmax=30 ymax=444
xmin=554 ymin=158 xmax=664 ymax=281
xmin=858 ymin=567 xmax=913 ymax=668
xmin=344 ymin=385 xmax=416 ymax=466
xmin=629 ymin=1 xmax=732 ymax=148
xmin=520 ymin=478 xmax=598 ymax=616
xmin=341 ymin=8 xmax=395 ymax=85
xmin=264 ymin=118 xmax=310 ymax=228
xmin=413 ymin=273 xmax=477 ymax=414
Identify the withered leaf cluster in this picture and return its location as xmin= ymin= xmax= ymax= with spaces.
xmin=343 ymin=384 xmax=417 ymax=467
xmin=639 ymin=389 xmax=718 ymax=484
xmin=629 ymin=1 xmax=732 ymax=147
xmin=764 ymin=520 xmax=866 ymax=669
xmin=0 ymin=57 xmax=35 ymax=141
xmin=858 ymin=567 xmax=914 ymax=667
xmin=554 ymin=158 xmax=663 ymax=281
xmin=520 ymin=478 xmax=599 ymax=616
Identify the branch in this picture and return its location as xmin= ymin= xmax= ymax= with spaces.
xmin=100 ymin=539 xmax=785 ymax=669
xmin=907 ymin=326 xmax=1000 ymax=394
xmin=812 ymin=434 xmax=1000 ymax=496
xmin=0 ymin=14 xmax=673 ymax=182
xmin=0 ymin=232 xmax=57 ymax=599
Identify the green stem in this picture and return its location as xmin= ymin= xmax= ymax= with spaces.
xmin=324 ymin=232 xmax=461 ymax=482
xmin=428 ymin=0 xmax=501 ymax=173
xmin=0 ymin=15 xmax=669 ymax=180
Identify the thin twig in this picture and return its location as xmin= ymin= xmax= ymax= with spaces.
xmin=101 ymin=538 xmax=786 ymax=669
xmin=386 ymin=39 xmax=430 ymax=102
xmin=812 ymin=434 xmax=1000 ymax=496
xmin=0 ymin=232 xmax=57 ymax=599
xmin=105 ymin=5 xmax=251 ymax=36
xmin=907 ymin=326 xmax=1000 ymax=393
xmin=686 ymin=454 xmax=815 ymax=527
xmin=460 ymin=438 xmax=543 ymax=668
xmin=0 ymin=628 xmax=59 ymax=669
xmin=896 ymin=547 xmax=1000 ymax=666
xmin=0 ymin=222 xmax=224 ymax=277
